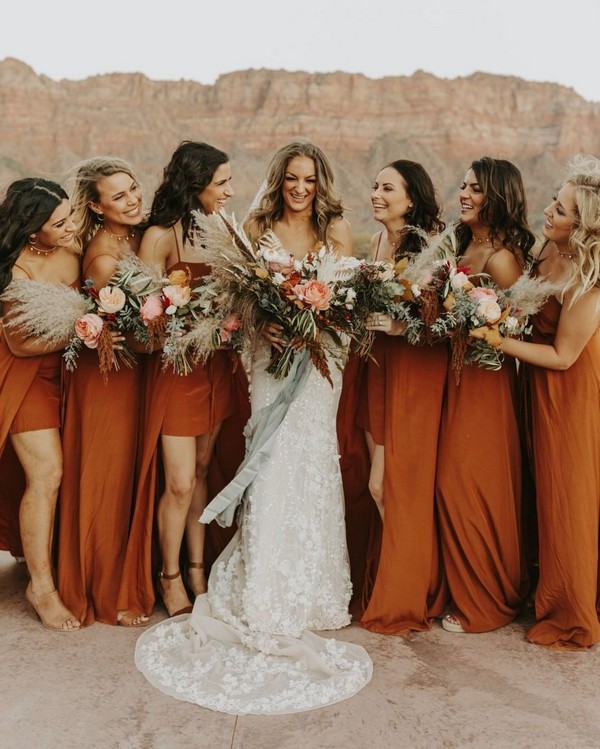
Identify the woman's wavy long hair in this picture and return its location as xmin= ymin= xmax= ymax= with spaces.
xmin=0 ymin=178 xmax=68 ymax=294
xmin=248 ymin=140 xmax=344 ymax=245
xmin=385 ymin=160 xmax=446 ymax=259
xmin=149 ymin=141 xmax=229 ymax=245
xmin=563 ymin=154 xmax=600 ymax=300
xmin=456 ymin=156 xmax=535 ymax=264
xmin=69 ymin=156 xmax=141 ymax=254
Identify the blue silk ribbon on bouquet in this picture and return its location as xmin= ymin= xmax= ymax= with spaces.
xmin=199 ymin=349 xmax=312 ymax=527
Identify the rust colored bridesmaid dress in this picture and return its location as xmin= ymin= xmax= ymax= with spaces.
xmin=360 ymin=337 xmax=448 ymax=634
xmin=526 ymin=297 xmax=600 ymax=650
xmin=116 ymin=258 xmax=249 ymax=620
xmin=337 ymin=350 xmax=380 ymax=619
xmin=0 ymin=328 xmax=61 ymax=557
xmin=435 ymin=358 xmax=526 ymax=632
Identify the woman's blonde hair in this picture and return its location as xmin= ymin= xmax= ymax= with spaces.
xmin=564 ymin=154 xmax=600 ymax=301
xmin=70 ymin=156 xmax=140 ymax=253
xmin=247 ymin=140 xmax=344 ymax=244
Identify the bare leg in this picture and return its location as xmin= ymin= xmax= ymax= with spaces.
xmin=185 ymin=423 xmax=223 ymax=596
xmin=10 ymin=429 xmax=80 ymax=631
xmin=365 ymin=430 xmax=385 ymax=521
xmin=156 ymin=435 xmax=197 ymax=616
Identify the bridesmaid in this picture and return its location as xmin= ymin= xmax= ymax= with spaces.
xmin=0 ymin=178 xmax=80 ymax=631
xmin=436 ymin=157 xmax=535 ymax=633
xmin=359 ymin=160 xmax=448 ymax=635
xmin=131 ymin=141 xmax=240 ymax=618
xmin=57 ymin=157 xmax=145 ymax=627
xmin=501 ymin=155 xmax=600 ymax=650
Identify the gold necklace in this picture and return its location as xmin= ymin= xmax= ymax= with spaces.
xmin=556 ymin=248 xmax=576 ymax=259
xmin=27 ymin=242 xmax=58 ymax=256
xmin=471 ymin=234 xmax=490 ymax=245
xmin=101 ymin=226 xmax=136 ymax=241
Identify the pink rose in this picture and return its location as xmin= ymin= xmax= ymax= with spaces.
xmin=140 ymin=295 xmax=164 ymax=325
xmin=468 ymin=287 xmax=498 ymax=302
xmin=97 ymin=286 xmax=126 ymax=314
xmin=293 ymin=279 xmax=333 ymax=311
xmin=221 ymin=313 xmax=242 ymax=333
xmin=477 ymin=299 xmax=503 ymax=324
xmin=75 ymin=313 xmax=104 ymax=349
xmin=163 ymin=284 xmax=191 ymax=312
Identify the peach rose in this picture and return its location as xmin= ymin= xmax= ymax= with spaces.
xmin=293 ymin=279 xmax=333 ymax=311
xmin=97 ymin=285 xmax=126 ymax=314
xmin=163 ymin=284 xmax=191 ymax=313
xmin=477 ymin=299 xmax=503 ymax=324
xmin=140 ymin=295 xmax=164 ymax=325
xmin=167 ymin=269 xmax=190 ymax=287
xmin=75 ymin=313 xmax=104 ymax=349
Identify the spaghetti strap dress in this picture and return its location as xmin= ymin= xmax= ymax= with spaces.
xmin=0 ymin=267 xmax=63 ymax=557
xmin=525 ymin=294 xmax=600 ymax=650
xmin=57 ymin=254 xmax=143 ymax=626
xmin=117 ymin=232 xmax=248 ymax=619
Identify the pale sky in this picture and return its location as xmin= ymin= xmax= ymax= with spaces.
xmin=2 ymin=0 xmax=599 ymax=102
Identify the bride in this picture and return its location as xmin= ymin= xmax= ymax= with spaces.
xmin=135 ymin=140 xmax=373 ymax=714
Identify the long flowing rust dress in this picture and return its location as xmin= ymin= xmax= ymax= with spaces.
xmin=360 ymin=335 xmax=448 ymax=634
xmin=56 ymin=254 xmax=143 ymax=626
xmin=337 ymin=351 xmax=380 ymax=619
xmin=526 ymin=296 xmax=600 ymax=650
xmin=116 ymin=254 xmax=249 ymax=620
xmin=435 ymin=357 xmax=525 ymax=632
xmin=0 ymin=325 xmax=61 ymax=557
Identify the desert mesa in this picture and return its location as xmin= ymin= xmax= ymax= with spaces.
xmin=0 ymin=56 xmax=598 ymax=241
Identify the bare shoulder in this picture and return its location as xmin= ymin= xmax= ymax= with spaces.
xmin=138 ymin=225 xmax=174 ymax=265
xmin=485 ymin=247 xmax=522 ymax=288
xmin=329 ymin=217 xmax=353 ymax=257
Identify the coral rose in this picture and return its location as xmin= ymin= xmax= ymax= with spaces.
xmin=75 ymin=313 xmax=104 ymax=349
xmin=97 ymin=285 xmax=126 ymax=314
xmin=140 ymin=295 xmax=164 ymax=325
xmin=293 ymin=279 xmax=333 ymax=311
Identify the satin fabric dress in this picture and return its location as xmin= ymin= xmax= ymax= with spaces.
xmin=56 ymin=254 xmax=143 ymax=626
xmin=360 ymin=335 xmax=448 ymax=634
xmin=435 ymin=356 xmax=526 ymax=632
xmin=0 ymin=326 xmax=61 ymax=557
xmin=525 ymin=296 xmax=600 ymax=650
xmin=116 ymin=258 xmax=248 ymax=620
xmin=336 ymin=351 xmax=381 ymax=619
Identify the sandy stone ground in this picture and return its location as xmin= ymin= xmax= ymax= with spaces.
xmin=1 ymin=551 xmax=598 ymax=749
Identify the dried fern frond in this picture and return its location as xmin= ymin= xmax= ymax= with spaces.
xmin=1 ymin=279 xmax=88 ymax=346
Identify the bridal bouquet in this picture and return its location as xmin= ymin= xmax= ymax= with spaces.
xmin=190 ymin=212 xmax=363 ymax=384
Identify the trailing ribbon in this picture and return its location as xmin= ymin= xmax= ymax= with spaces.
xmin=200 ymin=349 xmax=312 ymax=527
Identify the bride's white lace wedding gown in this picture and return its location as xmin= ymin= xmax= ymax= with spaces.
xmin=135 ymin=341 xmax=372 ymax=715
